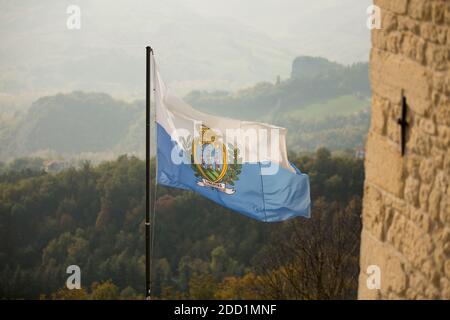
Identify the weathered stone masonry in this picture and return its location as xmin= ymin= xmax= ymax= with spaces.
xmin=358 ymin=0 xmax=450 ymax=299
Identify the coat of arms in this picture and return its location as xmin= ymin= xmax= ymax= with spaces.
xmin=180 ymin=125 xmax=242 ymax=194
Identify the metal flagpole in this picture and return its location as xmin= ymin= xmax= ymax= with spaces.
xmin=145 ymin=46 xmax=153 ymax=299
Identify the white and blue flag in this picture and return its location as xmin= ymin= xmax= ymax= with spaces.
xmin=152 ymin=56 xmax=310 ymax=222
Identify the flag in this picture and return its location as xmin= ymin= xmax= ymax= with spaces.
xmin=152 ymin=55 xmax=310 ymax=222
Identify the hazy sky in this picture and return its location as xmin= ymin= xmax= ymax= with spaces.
xmin=0 ymin=0 xmax=371 ymax=106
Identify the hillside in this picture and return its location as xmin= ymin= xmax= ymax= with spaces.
xmin=0 ymin=92 xmax=146 ymax=161
xmin=186 ymin=57 xmax=371 ymax=152
xmin=0 ymin=55 xmax=370 ymax=163
xmin=185 ymin=58 xmax=369 ymax=120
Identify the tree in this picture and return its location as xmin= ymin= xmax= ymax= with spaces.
xmin=210 ymin=246 xmax=238 ymax=279
xmin=188 ymin=273 xmax=218 ymax=300
xmin=255 ymin=197 xmax=362 ymax=299
xmin=215 ymin=273 xmax=260 ymax=300
xmin=90 ymin=280 xmax=120 ymax=300
xmin=49 ymin=287 xmax=89 ymax=300
xmin=120 ymin=286 xmax=142 ymax=300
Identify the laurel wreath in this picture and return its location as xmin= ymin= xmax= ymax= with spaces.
xmin=180 ymin=135 xmax=242 ymax=185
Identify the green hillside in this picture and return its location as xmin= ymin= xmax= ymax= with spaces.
xmin=186 ymin=56 xmax=371 ymax=153
xmin=186 ymin=57 xmax=369 ymax=121
xmin=287 ymin=95 xmax=369 ymax=120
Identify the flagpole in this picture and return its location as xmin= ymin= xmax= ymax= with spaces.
xmin=145 ymin=45 xmax=153 ymax=299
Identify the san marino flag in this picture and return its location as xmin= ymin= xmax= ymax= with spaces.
xmin=151 ymin=55 xmax=310 ymax=222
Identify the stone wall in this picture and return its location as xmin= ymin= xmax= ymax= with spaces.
xmin=358 ymin=0 xmax=450 ymax=299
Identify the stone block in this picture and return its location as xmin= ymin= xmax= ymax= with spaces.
xmin=371 ymin=95 xmax=388 ymax=135
xmin=407 ymin=206 xmax=432 ymax=234
xmin=371 ymin=50 xmax=431 ymax=115
xmin=398 ymin=15 xmax=420 ymax=33
xmin=362 ymin=184 xmax=385 ymax=239
xmin=425 ymin=44 xmax=449 ymax=71
xmin=420 ymin=22 xmax=439 ymax=43
xmin=385 ymin=256 xmax=407 ymax=294
xmin=386 ymin=211 xmax=434 ymax=268
xmin=404 ymin=176 xmax=420 ymax=207
xmin=365 ymin=132 xmax=405 ymax=197
xmin=383 ymin=12 xmax=398 ymax=32
xmin=432 ymin=1 xmax=446 ymax=25
xmin=375 ymin=0 xmax=409 ymax=14
xmin=408 ymin=0 xmax=432 ymax=21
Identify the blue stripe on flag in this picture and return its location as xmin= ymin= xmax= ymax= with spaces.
xmin=156 ymin=123 xmax=310 ymax=222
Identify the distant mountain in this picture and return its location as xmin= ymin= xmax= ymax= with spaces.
xmin=185 ymin=56 xmax=371 ymax=153
xmin=0 ymin=92 xmax=146 ymax=161
xmin=185 ymin=57 xmax=370 ymax=120
xmin=291 ymin=56 xmax=343 ymax=80
xmin=0 ymin=0 xmax=370 ymax=107
xmin=0 ymin=55 xmax=370 ymax=163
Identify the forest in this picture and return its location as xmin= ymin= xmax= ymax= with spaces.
xmin=0 ymin=148 xmax=363 ymax=299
